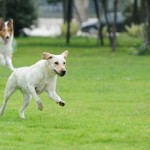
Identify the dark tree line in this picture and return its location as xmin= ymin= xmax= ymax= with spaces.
xmin=64 ymin=0 xmax=119 ymax=51
xmin=1 ymin=0 xmax=150 ymax=53
xmin=0 ymin=0 xmax=37 ymax=36
xmin=64 ymin=0 xmax=150 ymax=53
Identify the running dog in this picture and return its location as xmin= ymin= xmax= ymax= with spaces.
xmin=0 ymin=51 xmax=68 ymax=119
xmin=0 ymin=18 xmax=14 ymax=71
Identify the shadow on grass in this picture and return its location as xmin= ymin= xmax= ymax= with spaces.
xmin=17 ymin=36 xmax=142 ymax=51
xmin=17 ymin=36 xmax=110 ymax=48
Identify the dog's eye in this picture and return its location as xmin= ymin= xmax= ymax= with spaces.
xmin=8 ymin=29 xmax=12 ymax=32
xmin=63 ymin=62 xmax=66 ymax=65
xmin=55 ymin=62 xmax=59 ymax=65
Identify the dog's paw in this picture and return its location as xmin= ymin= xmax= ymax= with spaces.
xmin=37 ymin=102 xmax=44 ymax=111
xmin=58 ymin=101 xmax=65 ymax=107
xmin=19 ymin=113 xmax=25 ymax=120
xmin=0 ymin=108 xmax=4 ymax=116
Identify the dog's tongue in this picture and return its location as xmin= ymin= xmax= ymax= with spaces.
xmin=2 ymin=37 xmax=7 ymax=44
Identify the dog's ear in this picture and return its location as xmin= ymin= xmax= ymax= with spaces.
xmin=7 ymin=18 xmax=13 ymax=29
xmin=42 ymin=52 xmax=53 ymax=60
xmin=61 ymin=50 xmax=68 ymax=59
xmin=0 ymin=18 xmax=4 ymax=30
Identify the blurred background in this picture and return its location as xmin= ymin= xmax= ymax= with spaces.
xmin=0 ymin=0 xmax=149 ymax=53
xmin=0 ymin=1 xmax=150 ymax=149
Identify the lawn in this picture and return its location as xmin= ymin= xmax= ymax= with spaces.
xmin=0 ymin=35 xmax=150 ymax=150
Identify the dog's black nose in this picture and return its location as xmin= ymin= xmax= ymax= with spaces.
xmin=6 ymin=36 xmax=9 ymax=39
xmin=61 ymin=70 xmax=66 ymax=76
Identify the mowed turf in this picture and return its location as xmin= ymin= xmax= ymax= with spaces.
xmin=0 ymin=35 xmax=150 ymax=150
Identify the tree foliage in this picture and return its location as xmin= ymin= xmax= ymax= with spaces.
xmin=0 ymin=0 xmax=37 ymax=36
xmin=137 ymin=0 xmax=150 ymax=55
xmin=47 ymin=0 xmax=61 ymax=3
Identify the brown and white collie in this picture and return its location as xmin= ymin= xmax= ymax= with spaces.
xmin=0 ymin=18 xmax=14 ymax=71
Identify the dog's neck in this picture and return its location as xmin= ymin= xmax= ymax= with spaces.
xmin=43 ymin=60 xmax=57 ymax=78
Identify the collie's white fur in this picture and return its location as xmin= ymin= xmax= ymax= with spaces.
xmin=0 ymin=51 xmax=68 ymax=119
xmin=0 ymin=18 xmax=14 ymax=71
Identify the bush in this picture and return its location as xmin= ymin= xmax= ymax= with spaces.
xmin=136 ymin=43 xmax=150 ymax=55
xmin=60 ymin=22 xmax=79 ymax=36
xmin=125 ymin=23 xmax=143 ymax=37
xmin=135 ymin=24 xmax=150 ymax=55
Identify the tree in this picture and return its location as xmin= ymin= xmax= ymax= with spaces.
xmin=0 ymin=0 xmax=37 ymax=36
xmin=132 ymin=0 xmax=139 ymax=24
xmin=47 ymin=0 xmax=68 ymax=23
xmin=66 ymin=0 xmax=73 ymax=44
xmin=94 ymin=0 xmax=104 ymax=46
xmin=145 ymin=0 xmax=150 ymax=45
xmin=74 ymin=0 xmax=89 ymax=22
xmin=138 ymin=0 xmax=150 ymax=55
xmin=102 ymin=0 xmax=118 ymax=52
xmin=111 ymin=0 xmax=118 ymax=52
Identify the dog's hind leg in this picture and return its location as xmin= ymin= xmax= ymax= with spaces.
xmin=19 ymin=91 xmax=31 ymax=119
xmin=0 ymin=74 xmax=17 ymax=116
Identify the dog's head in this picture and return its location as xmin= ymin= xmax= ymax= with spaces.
xmin=0 ymin=18 xmax=13 ymax=44
xmin=42 ymin=51 xmax=68 ymax=77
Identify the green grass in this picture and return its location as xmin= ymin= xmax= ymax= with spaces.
xmin=0 ymin=35 xmax=150 ymax=150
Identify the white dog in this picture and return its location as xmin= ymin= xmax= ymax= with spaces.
xmin=0 ymin=50 xmax=68 ymax=119
xmin=0 ymin=18 xmax=14 ymax=71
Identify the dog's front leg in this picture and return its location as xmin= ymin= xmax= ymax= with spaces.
xmin=47 ymin=90 xmax=65 ymax=106
xmin=0 ymin=54 xmax=6 ymax=66
xmin=28 ymin=85 xmax=43 ymax=110
xmin=4 ymin=56 xmax=14 ymax=71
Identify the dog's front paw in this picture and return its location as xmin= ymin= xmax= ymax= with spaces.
xmin=37 ymin=102 xmax=44 ymax=111
xmin=58 ymin=101 xmax=65 ymax=107
xmin=0 ymin=109 xmax=3 ymax=116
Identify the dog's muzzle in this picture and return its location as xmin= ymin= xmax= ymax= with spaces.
xmin=60 ymin=70 xmax=66 ymax=76
xmin=54 ymin=69 xmax=66 ymax=76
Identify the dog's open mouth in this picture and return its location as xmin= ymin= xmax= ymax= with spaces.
xmin=2 ymin=37 xmax=8 ymax=44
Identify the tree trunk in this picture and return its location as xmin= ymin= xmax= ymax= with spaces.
xmin=94 ymin=0 xmax=104 ymax=46
xmin=66 ymin=0 xmax=73 ymax=44
xmin=139 ymin=0 xmax=150 ymax=55
xmin=73 ymin=1 xmax=82 ymax=24
xmin=63 ymin=0 xmax=68 ymax=23
xmin=111 ymin=0 xmax=118 ymax=52
xmin=102 ymin=0 xmax=113 ymax=49
xmin=145 ymin=0 xmax=150 ymax=44
xmin=102 ymin=0 xmax=118 ymax=52
xmin=132 ymin=0 xmax=139 ymax=24
xmin=74 ymin=0 xmax=89 ymax=22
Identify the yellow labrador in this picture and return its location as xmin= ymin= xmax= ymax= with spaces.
xmin=0 ymin=51 xmax=68 ymax=119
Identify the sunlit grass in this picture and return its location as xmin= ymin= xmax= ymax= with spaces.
xmin=0 ymin=35 xmax=150 ymax=150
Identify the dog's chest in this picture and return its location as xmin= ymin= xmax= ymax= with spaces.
xmin=35 ymin=81 xmax=48 ymax=94
xmin=0 ymin=39 xmax=12 ymax=54
xmin=34 ymin=76 xmax=54 ymax=94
